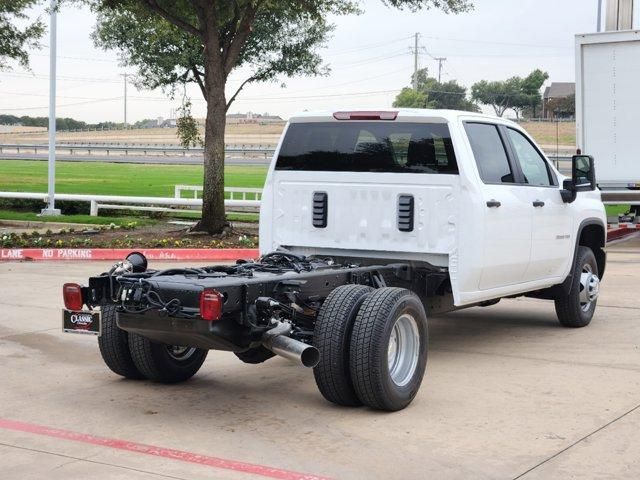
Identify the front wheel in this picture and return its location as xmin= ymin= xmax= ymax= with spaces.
xmin=349 ymin=288 xmax=428 ymax=411
xmin=128 ymin=333 xmax=208 ymax=383
xmin=555 ymin=246 xmax=600 ymax=328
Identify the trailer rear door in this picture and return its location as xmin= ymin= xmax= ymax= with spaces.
xmin=577 ymin=31 xmax=640 ymax=186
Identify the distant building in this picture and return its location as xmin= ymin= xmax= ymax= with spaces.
xmin=543 ymin=82 xmax=576 ymax=119
xmin=160 ymin=118 xmax=177 ymax=128
xmin=226 ymin=112 xmax=284 ymax=124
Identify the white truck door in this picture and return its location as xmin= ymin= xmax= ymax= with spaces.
xmin=464 ymin=122 xmax=532 ymax=290
xmin=503 ymin=127 xmax=573 ymax=281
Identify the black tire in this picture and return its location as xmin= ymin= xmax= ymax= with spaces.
xmin=349 ymin=288 xmax=428 ymax=411
xmin=234 ymin=346 xmax=275 ymax=364
xmin=555 ymin=246 xmax=600 ymax=328
xmin=313 ymin=284 xmax=373 ymax=407
xmin=97 ymin=304 xmax=145 ymax=379
xmin=128 ymin=333 xmax=208 ymax=383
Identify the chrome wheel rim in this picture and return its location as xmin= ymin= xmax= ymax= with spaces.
xmin=579 ymin=264 xmax=600 ymax=312
xmin=166 ymin=345 xmax=197 ymax=361
xmin=387 ymin=314 xmax=420 ymax=387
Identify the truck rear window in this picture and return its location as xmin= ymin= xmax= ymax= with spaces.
xmin=275 ymin=122 xmax=458 ymax=174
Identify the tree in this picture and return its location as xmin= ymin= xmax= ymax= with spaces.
xmin=393 ymin=68 xmax=479 ymax=111
xmin=470 ymin=78 xmax=518 ymax=117
xmin=89 ymin=0 xmax=472 ymax=234
xmin=471 ymin=69 xmax=548 ymax=118
xmin=393 ymin=87 xmax=427 ymax=108
xmin=546 ymin=93 xmax=575 ymax=118
xmin=0 ymin=0 xmax=45 ymax=69
xmin=512 ymin=69 xmax=549 ymax=119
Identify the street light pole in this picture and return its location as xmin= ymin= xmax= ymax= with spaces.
xmin=597 ymin=0 xmax=603 ymax=31
xmin=41 ymin=0 xmax=60 ymax=216
xmin=120 ymin=73 xmax=128 ymax=128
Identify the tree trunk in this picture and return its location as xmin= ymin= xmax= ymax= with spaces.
xmin=192 ymin=15 xmax=227 ymax=235
xmin=195 ymin=87 xmax=227 ymax=234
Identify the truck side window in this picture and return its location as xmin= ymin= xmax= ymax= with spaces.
xmin=464 ymin=123 xmax=514 ymax=184
xmin=506 ymin=128 xmax=553 ymax=187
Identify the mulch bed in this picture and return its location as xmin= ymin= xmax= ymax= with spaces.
xmin=1 ymin=222 xmax=258 ymax=249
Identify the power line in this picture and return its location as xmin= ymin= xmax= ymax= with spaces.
xmin=0 ymin=96 xmax=123 ymax=112
xmin=0 ymin=72 xmax=122 ymax=84
xmin=31 ymin=53 xmax=120 ymax=64
xmin=329 ymin=35 xmax=414 ymax=56
xmin=0 ymin=91 xmax=114 ymax=100
xmin=233 ymin=88 xmax=402 ymax=102
xmin=330 ymin=49 xmax=407 ymax=67
xmin=419 ymin=33 xmax=573 ymax=50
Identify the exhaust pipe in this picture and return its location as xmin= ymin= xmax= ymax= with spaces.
xmin=262 ymin=321 xmax=320 ymax=368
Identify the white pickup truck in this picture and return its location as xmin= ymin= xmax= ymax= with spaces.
xmin=63 ymin=109 xmax=607 ymax=411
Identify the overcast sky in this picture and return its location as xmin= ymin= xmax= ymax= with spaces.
xmin=0 ymin=0 xmax=635 ymax=123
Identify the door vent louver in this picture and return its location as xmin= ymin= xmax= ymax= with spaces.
xmin=312 ymin=192 xmax=328 ymax=228
xmin=397 ymin=195 xmax=414 ymax=232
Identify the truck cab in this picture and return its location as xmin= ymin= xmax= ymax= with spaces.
xmin=259 ymin=109 xmax=606 ymax=307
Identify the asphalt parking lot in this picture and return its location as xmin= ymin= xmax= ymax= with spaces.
xmin=1 ymin=237 xmax=639 ymax=480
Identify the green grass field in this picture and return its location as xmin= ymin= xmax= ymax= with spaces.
xmin=0 ymin=160 xmax=267 ymax=196
xmin=0 ymin=159 xmax=628 ymax=224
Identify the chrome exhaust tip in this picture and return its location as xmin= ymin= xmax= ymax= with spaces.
xmin=261 ymin=321 xmax=320 ymax=368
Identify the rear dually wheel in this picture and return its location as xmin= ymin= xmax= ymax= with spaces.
xmin=349 ymin=288 xmax=428 ymax=412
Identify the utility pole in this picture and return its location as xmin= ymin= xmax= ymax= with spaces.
xmin=120 ymin=73 xmax=128 ymax=128
xmin=41 ymin=0 xmax=60 ymax=216
xmin=412 ymin=32 xmax=419 ymax=91
xmin=434 ymin=57 xmax=447 ymax=83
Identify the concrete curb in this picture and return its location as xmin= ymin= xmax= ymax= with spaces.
xmin=0 ymin=248 xmax=260 ymax=261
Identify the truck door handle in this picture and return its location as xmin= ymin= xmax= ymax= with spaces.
xmin=486 ymin=200 xmax=501 ymax=208
xmin=533 ymin=200 xmax=545 ymax=208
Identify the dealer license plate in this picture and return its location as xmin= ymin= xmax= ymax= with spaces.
xmin=62 ymin=309 xmax=101 ymax=336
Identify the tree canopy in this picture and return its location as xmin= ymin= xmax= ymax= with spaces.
xmin=88 ymin=0 xmax=472 ymax=233
xmin=393 ymin=68 xmax=479 ymax=111
xmin=471 ymin=69 xmax=548 ymax=118
xmin=0 ymin=0 xmax=44 ymax=69
xmin=90 ymin=1 xmax=354 ymax=108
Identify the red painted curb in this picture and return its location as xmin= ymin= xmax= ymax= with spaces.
xmin=0 ymin=418 xmax=330 ymax=480
xmin=0 ymin=248 xmax=260 ymax=261
xmin=607 ymin=227 xmax=639 ymax=242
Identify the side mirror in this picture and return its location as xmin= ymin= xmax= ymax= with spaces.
xmin=561 ymin=154 xmax=596 ymax=203
xmin=572 ymin=154 xmax=596 ymax=192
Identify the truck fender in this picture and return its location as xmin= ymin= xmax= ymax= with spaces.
xmin=555 ymin=219 xmax=607 ymax=297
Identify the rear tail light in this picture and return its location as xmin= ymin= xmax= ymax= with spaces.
xmin=333 ymin=111 xmax=398 ymax=121
xmin=63 ymin=283 xmax=84 ymax=311
xmin=199 ymin=289 xmax=223 ymax=321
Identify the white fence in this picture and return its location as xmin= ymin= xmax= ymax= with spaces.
xmin=175 ymin=185 xmax=263 ymax=201
xmin=0 ymin=188 xmax=261 ymax=217
xmin=0 ymin=143 xmax=275 ymax=158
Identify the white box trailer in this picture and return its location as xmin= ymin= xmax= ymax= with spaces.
xmin=576 ymin=30 xmax=640 ymax=203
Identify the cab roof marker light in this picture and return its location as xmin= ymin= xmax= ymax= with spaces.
xmin=333 ymin=111 xmax=398 ymax=121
